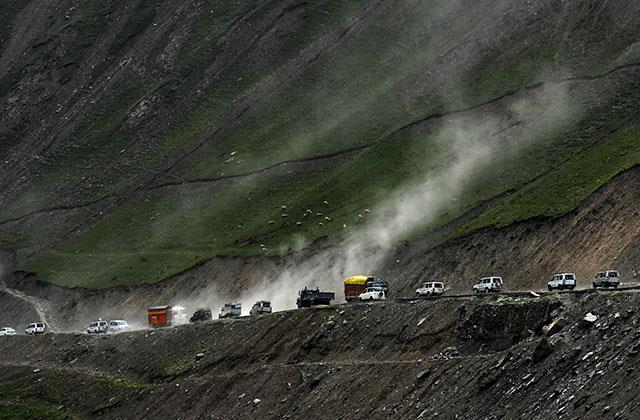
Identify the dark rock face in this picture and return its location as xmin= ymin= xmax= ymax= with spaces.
xmin=1 ymin=292 xmax=639 ymax=418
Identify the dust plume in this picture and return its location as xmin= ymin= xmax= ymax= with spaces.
xmin=236 ymin=79 xmax=582 ymax=312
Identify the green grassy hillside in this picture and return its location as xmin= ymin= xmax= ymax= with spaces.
xmin=1 ymin=0 xmax=640 ymax=287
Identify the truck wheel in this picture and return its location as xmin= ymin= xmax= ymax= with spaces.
xmin=548 ymin=286 xmax=553 ymax=291
xmin=369 ymin=296 xmax=374 ymax=301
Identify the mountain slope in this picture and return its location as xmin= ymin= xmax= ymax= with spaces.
xmin=1 ymin=0 xmax=640 ymax=287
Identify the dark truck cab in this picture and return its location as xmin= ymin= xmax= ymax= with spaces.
xmin=296 ymin=287 xmax=335 ymax=308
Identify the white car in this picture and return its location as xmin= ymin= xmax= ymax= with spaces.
xmin=547 ymin=273 xmax=576 ymax=291
xmin=593 ymin=270 xmax=621 ymax=289
xmin=250 ymin=301 xmax=272 ymax=316
xmin=87 ymin=320 xmax=109 ymax=334
xmin=472 ymin=276 xmax=503 ymax=294
xmin=0 ymin=327 xmax=16 ymax=336
xmin=416 ymin=282 xmax=445 ymax=297
xmin=358 ymin=286 xmax=387 ymax=301
xmin=219 ymin=303 xmax=242 ymax=319
xmin=108 ymin=320 xmax=131 ymax=333
xmin=25 ymin=322 xmax=46 ymax=335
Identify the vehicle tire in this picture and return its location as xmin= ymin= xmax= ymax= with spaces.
xmin=548 ymin=286 xmax=553 ymax=292
xmin=369 ymin=296 xmax=374 ymax=301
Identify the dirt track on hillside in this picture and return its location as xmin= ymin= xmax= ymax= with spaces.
xmin=0 ymin=165 xmax=637 ymax=333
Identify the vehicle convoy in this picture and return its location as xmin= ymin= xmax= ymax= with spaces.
xmin=344 ymin=276 xmax=389 ymax=301
xmin=190 ymin=308 xmax=213 ymax=323
xmin=358 ymin=286 xmax=387 ymax=301
xmin=416 ymin=282 xmax=445 ymax=297
xmin=472 ymin=276 xmax=503 ymax=294
xmin=593 ymin=269 xmax=621 ymax=289
xmin=108 ymin=320 xmax=131 ymax=333
xmin=250 ymin=301 xmax=272 ymax=315
xmin=25 ymin=322 xmax=46 ymax=335
xmin=547 ymin=273 xmax=577 ymax=291
xmin=219 ymin=303 xmax=242 ymax=319
xmin=87 ymin=320 xmax=109 ymax=334
xmin=0 ymin=327 xmax=16 ymax=336
xmin=296 ymin=287 xmax=335 ymax=308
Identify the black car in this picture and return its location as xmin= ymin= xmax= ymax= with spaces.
xmin=189 ymin=308 xmax=213 ymax=323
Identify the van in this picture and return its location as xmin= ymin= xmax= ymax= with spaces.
xmin=25 ymin=322 xmax=46 ymax=335
xmin=547 ymin=273 xmax=576 ymax=291
xmin=415 ymin=282 xmax=445 ymax=297
xmin=472 ymin=277 xmax=503 ymax=294
xmin=87 ymin=320 xmax=109 ymax=334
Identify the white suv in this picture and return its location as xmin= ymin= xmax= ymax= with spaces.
xmin=547 ymin=273 xmax=576 ymax=291
xmin=25 ymin=322 xmax=46 ymax=335
xmin=593 ymin=270 xmax=621 ymax=289
xmin=472 ymin=277 xmax=503 ymax=294
xmin=416 ymin=282 xmax=445 ymax=297
xmin=0 ymin=327 xmax=16 ymax=336
xmin=108 ymin=320 xmax=131 ymax=333
xmin=358 ymin=287 xmax=387 ymax=301
xmin=87 ymin=320 xmax=110 ymax=334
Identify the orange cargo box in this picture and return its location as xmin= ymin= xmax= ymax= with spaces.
xmin=148 ymin=305 xmax=172 ymax=328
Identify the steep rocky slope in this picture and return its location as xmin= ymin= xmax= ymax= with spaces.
xmin=1 ymin=291 xmax=640 ymax=418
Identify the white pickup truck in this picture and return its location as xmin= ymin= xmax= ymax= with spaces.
xmin=547 ymin=273 xmax=576 ymax=291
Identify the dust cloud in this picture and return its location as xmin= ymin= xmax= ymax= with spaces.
xmin=232 ymin=80 xmax=582 ymax=313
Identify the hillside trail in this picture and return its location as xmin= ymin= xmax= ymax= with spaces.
xmin=0 ymin=259 xmax=53 ymax=330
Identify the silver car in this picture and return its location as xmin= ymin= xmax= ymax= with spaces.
xmin=0 ymin=327 xmax=16 ymax=336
